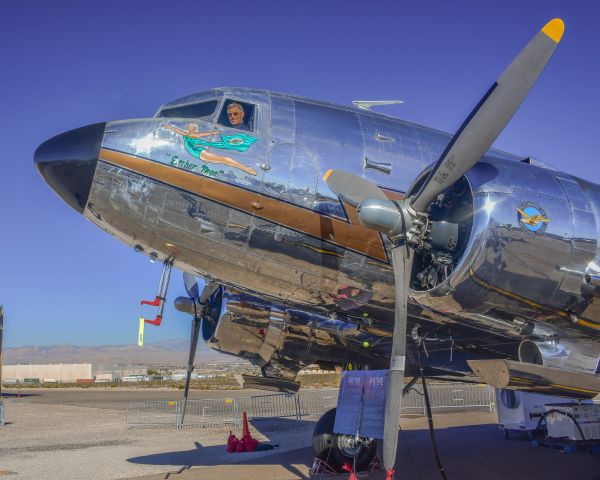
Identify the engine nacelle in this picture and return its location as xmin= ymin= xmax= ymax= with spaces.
xmin=411 ymin=157 xmax=599 ymax=329
xmin=202 ymin=289 xmax=389 ymax=378
xmin=519 ymin=339 xmax=600 ymax=375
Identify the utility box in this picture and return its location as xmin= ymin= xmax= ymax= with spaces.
xmin=496 ymin=389 xmax=566 ymax=434
xmin=545 ymin=403 xmax=600 ymax=441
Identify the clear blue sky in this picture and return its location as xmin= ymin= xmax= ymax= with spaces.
xmin=1 ymin=0 xmax=599 ymax=347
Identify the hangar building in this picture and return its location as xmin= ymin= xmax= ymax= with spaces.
xmin=1 ymin=364 xmax=147 ymax=383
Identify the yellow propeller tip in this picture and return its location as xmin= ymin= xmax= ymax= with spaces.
xmin=542 ymin=18 xmax=565 ymax=43
xmin=323 ymin=169 xmax=333 ymax=182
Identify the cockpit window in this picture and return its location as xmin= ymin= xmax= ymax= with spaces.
xmin=217 ymin=99 xmax=256 ymax=132
xmin=157 ymin=100 xmax=218 ymax=119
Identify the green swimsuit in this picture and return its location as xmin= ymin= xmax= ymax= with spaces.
xmin=183 ymin=133 xmax=258 ymax=159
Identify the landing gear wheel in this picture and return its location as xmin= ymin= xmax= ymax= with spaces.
xmin=312 ymin=408 xmax=377 ymax=472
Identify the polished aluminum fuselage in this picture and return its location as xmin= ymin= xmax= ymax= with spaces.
xmin=83 ymin=87 xmax=600 ymax=377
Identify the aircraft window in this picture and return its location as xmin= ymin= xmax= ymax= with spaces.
xmin=157 ymin=100 xmax=218 ymax=119
xmin=218 ymin=99 xmax=256 ymax=132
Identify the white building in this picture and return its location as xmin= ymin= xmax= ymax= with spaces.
xmin=1 ymin=364 xmax=148 ymax=383
xmin=2 ymin=364 xmax=93 ymax=383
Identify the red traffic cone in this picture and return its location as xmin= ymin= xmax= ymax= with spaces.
xmin=240 ymin=411 xmax=259 ymax=452
xmin=242 ymin=411 xmax=250 ymax=438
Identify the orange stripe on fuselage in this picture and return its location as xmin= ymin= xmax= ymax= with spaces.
xmin=99 ymin=148 xmax=398 ymax=263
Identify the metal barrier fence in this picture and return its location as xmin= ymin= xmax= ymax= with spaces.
xmin=298 ymin=389 xmax=339 ymax=416
xmin=125 ymin=383 xmax=494 ymax=429
xmin=126 ymin=400 xmax=181 ymax=428
xmin=0 ymin=401 xmax=5 ymax=427
xmin=238 ymin=393 xmax=301 ymax=421
xmin=126 ymin=398 xmax=242 ymax=429
xmin=181 ymin=397 xmax=241 ymax=428
xmin=402 ymin=383 xmax=496 ymax=414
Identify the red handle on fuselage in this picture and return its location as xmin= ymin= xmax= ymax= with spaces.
xmin=143 ymin=315 xmax=162 ymax=326
xmin=141 ymin=296 xmax=162 ymax=307
xmin=141 ymin=296 xmax=165 ymax=325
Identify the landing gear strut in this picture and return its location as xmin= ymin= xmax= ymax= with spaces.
xmin=312 ymin=408 xmax=377 ymax=472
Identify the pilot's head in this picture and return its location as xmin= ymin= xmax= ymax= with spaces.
xmin=226 ymin=103 xmax=245 ymax=127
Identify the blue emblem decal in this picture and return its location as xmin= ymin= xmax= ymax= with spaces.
xmin=517 ymin=201 xmax=550 ymax=235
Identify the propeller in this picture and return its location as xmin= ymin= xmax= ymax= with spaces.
xmin=179 ymin=272 xmax=218 ymax=426
xmin=324 ymin=18 xmax=564 ymax=474
xmin=183 ymin=272 xmax=200 ymax=301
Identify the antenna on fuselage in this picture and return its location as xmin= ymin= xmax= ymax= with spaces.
xmin=352 ymin=100 xmax=404 ymax=111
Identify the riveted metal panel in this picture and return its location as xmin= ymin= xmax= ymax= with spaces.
xmin=270 ymin=94 xmax=295 ymax=137
xmin=571 ymin=209 xmax=597 ymax=253
xmin=556 ymin=176 xmax=592 ymax=211
xmin=553 ymin=177 xmax=598 ymax=296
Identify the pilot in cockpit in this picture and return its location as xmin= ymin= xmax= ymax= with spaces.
xmin=226 ymin=102 xmax=249 ymax=130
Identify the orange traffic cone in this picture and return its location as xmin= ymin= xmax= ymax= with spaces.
xmin=241 ymin=411 xmax=259 ymax=452
xmin=242 ymin=411 xmax=250 ymax=438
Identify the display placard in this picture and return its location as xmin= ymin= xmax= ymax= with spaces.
xmin=333 ymin=370 xmax=388 ymax=439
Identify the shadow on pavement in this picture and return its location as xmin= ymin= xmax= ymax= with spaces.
xmin=128 ymin=418 xmax=314 ymax=479
xmin=395 ymin=423 xmax=600 ymax=480
xmin=129 ymin=441 xmax=313 ymax=479
xmin=1 ymin=392 xmax=40 ymax=398
xmin=127 ymin=420 xmax=600 ymax=480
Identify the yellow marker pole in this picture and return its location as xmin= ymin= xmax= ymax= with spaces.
xmin=138 ymin=317 xmax=145 ymax=347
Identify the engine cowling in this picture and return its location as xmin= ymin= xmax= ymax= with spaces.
xmin=410 ymin=157 xmax=598 ymax=329
xmin=518 ymin=338 xmax=600 ymax=374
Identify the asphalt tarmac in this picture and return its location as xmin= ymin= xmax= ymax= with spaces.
xmin=1 ymin=388 xmax=599 ymax=480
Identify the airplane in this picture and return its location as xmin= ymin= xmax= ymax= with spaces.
xmin=34 ymin=17 xmax=600 ymax=475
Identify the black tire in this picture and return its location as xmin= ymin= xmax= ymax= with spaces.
xmin=312 ymin=408 xmax=377 ymax=472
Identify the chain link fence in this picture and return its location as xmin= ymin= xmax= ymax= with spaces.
xmin=126 ymin=383 xmax=495 ymax=429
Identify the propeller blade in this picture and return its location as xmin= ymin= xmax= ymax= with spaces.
xmin=198 ymin=282 xmax=219 ymax=305
xmin=323 ymin=169 xmax=388 ymax=207
xmin=183 ymin=272 xmax=200 ymax=301
xmin=411 ymin=18 xmax=564 ymax=213
xmin=179 ymin=315 xmax=201 ymax=426
xmin=178 ymin=281 xmax=219 ymax=426
xmin=382 ymin=244 xmax=414 ymax=471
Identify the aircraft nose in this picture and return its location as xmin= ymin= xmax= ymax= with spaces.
xmin=34 ymin=122 xmax=105 ymax=214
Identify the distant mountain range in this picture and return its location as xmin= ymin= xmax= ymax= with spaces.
xmin=2 ymin=339 xmax=243 ymax=366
